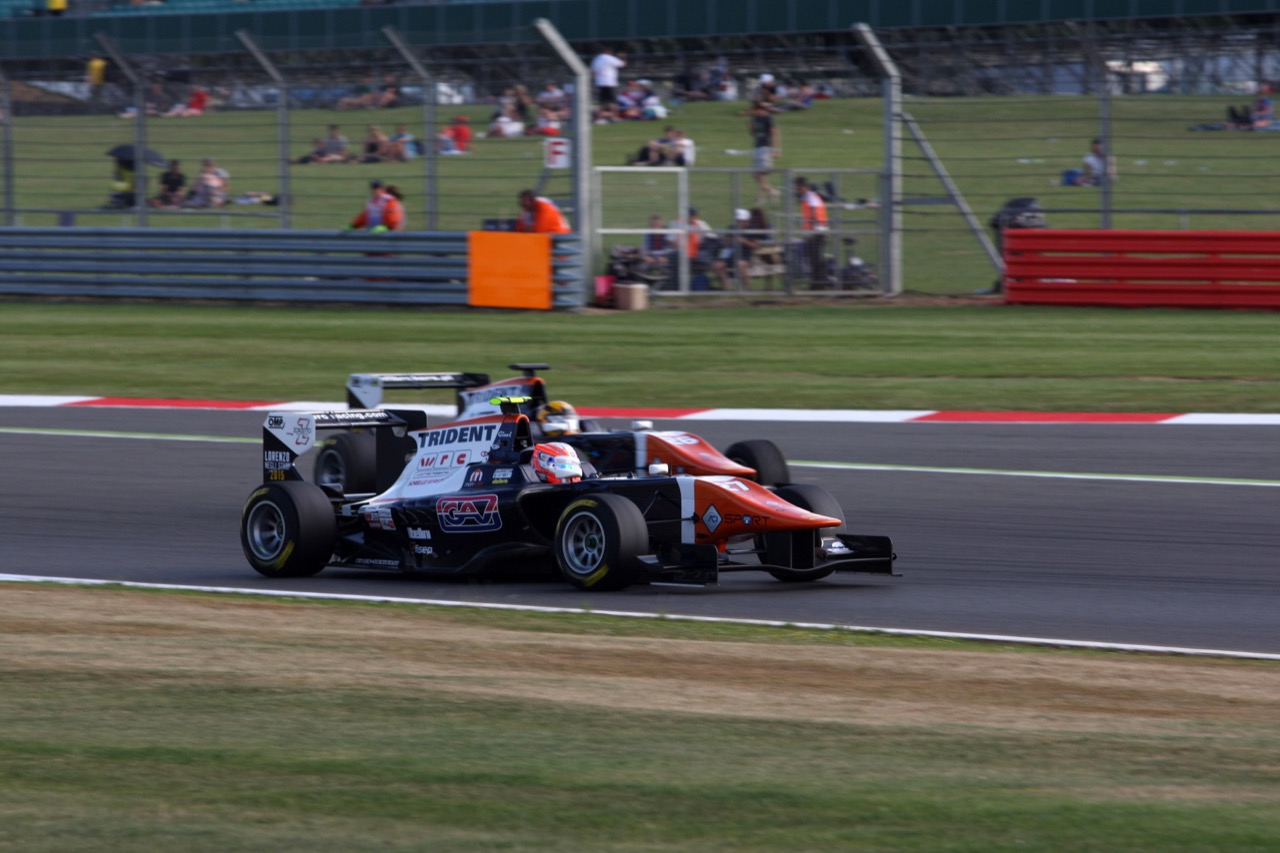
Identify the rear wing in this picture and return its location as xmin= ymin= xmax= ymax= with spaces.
xmin=346 ymin=372 xmax=491 ymax=409
xmin=261 ymin=408 xmax=427 ymax=485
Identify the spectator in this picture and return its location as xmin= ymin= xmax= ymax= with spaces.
xmin=163 ymin=86 xmax=208 ymax=118
xmin=184 ymin=159 xmax=229 ymax=208
xmin=512 ymin=84 xmax=535 ymax=125
xmin=438 ymin=115 xmax=473 ymax=154
xmin=335 ymin=76 xmax=377 ymax=111
xmin=360 ymin=125 xmax=393 ymax=163
xmin=1228 ymin=84 xmax=1273 ymax=129
xmin=630 ymin=125 xmax=675 ymax=165
xmin=757 ymin=73 xmax=780 ymax=109
xmin=795 ymin=176 xmax=830 ymax=286
xmin=515 ymin=189 xmax=571 ymax=234
xmin=293 ymin=138 xmax=329 ymax=165
xmin=713 ymin=208 xmax=767 ymax=290
xmin=375 ymin=74 xmax=401 ymax=109
xmin=86 ymin=56 xmax=107 ymax=113
xmin=536 ymin=82 xmax=569 ymax=119
xmin=615 ymin=80 xmax=648 ymax=120
xmin=1078 ymin=138 xmax=1116 ymax=186
xmin=349 ymin=179 xmax=404 ymax=232
xmin=389 ymin=124 xmax=418 ymax=160
xmin=672 ymin=206 xmax=716 ymax=264
xmin=748 ymin=100 xmax=781 ymax=202
xmin=148 ymin=160 xmax=187 ymax=208
xmin=590 ymin=47 xmax=626 ymax=108
xmin=643 ymin=213 xmax=674 ymax=267
xmin=667 ymin=128 xmax=696 ymax=166
xmin=319 ymin=124 xmax=355 ymax=163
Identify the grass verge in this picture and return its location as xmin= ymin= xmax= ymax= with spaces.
xmin=2 ymin=302 xmax=1278 ymax=411
xmin=2 ymin=584 xmax=1277 ymax=852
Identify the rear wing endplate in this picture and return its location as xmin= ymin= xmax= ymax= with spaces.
xmin=346 ymin=372 xmax=491 ymax=409
xmin=261 ymin=408 xmax=425 ymax=484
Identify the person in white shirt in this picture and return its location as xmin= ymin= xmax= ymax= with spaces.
xmin=1081 ymin=138 xmax=1116 ymax=186
xmin=590 ymin=48 xmax=626 ymax=106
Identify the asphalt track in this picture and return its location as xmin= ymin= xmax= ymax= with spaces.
xmin=2 ymin=406 xmax=1277 ymax=655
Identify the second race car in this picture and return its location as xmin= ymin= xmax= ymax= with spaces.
xmin=313 ymin=364 xmax=791 ymax=495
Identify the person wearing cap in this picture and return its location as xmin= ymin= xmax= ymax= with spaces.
xmin=438 ymin=115 xmax=473 ymax=154
xmin=515 ymin=189 xmax=570 ymax=234
xmin=748 ymin=99 xmax=780 ymax=202
xmin=713 ymin=208 xmax=765 ymax=290
xmin=349 ymin=180 xmax=404 ymax=232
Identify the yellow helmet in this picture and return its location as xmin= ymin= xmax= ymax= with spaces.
xmin=536 ymin=400 xmax=580 ymax=438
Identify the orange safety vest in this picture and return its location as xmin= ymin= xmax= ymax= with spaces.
xmin=351 ymin=192 xmax=404 ymax=231
xmin=516 ymin=197 xmax=570 ymax=234
xmin=800 ymin=189 xmax=828 ymax=231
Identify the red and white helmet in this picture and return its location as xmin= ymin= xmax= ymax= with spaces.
xmin=531 ymin=442 xmax=583 ymax=484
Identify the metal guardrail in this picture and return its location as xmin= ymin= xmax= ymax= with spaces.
xmin=0 ymin=227 xmax=585 ymax=309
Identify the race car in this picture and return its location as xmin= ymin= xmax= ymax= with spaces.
xmin=313 ymin=364 xmax=790 ymax=494
xmin=243 ymin=400 xmax=896 ymax=591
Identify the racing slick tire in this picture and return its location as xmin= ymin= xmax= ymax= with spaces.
xmin=241 ymin=481 xmax=338 ymax=578
xmin=313 ymin=431 xmax=377 ymax=495
xmin=554 ymin=493 xmax=648 ymax=591
xmin=763 ymin=483 xmax=845 ymax=583
xmin=725 ymin=439 xmax=790 ymax=486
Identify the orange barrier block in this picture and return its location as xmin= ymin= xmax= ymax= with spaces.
xmin=467 ymin=231 xmax=552 ymax=310
xmin=1003 ymin=229 xmax=1280 ymax=309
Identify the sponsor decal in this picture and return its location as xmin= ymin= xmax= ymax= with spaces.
xmin=407 ymin=528 xmax=431 ymax=540
xmin=468 ymin=467 xmax=485 ymax=485
xmin=494 ymin=468 xmax=513 ymax=480
xmin=722 ymin=512 xmax=767 ymax=529
xmin=362 ymin=506 xmax=396 ymax=531
xmin=353 ymin=558 xmax=400 ymax=568
xmin=267 ymin=415 xmax=285 ymax=429
xmin=414 ymin=544 xmax=435 ymax=556
xmin=264 ymin=449 xmax=293 ymax=471
xmin=702 ymin=504 xmax=722 ymax=534
xmin=436 ymin=494 xmax=502 ymax=533
xmin=292 ymin=417 xmax=313 ymax=446
xmin=663 ymin=433 xmax=700 ymax=446
xmin=416 ymin=423 xmax=498 ymax=449
xmin=459 ymin=384 xmax=528 ymax=412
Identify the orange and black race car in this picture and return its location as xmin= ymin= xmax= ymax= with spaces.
xmin=313 ymin=364 xmax=791 ymax=494
xmin=242 ymin=399 xmax=895 ymax=591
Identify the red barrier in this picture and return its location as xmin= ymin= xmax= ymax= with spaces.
xmin=1003 ymin=229 xmax=1280 ymax=309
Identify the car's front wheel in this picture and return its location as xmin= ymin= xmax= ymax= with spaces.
xmin=554 ymin=493 xmax=648 ymax=591
xmin=241 ymin=481 xmax=337 ymax=578
xmin=763 ymin=483 xmax=845 ymax=583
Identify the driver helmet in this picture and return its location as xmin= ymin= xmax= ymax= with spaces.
xmin=536 ymin=400 xmax=581 ymax=438
xmin=531 ymin=442 xmax=583 ymax=484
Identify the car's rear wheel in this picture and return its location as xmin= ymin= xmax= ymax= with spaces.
xmin=725 ymin=439 xmax=790 ymax=486
xmin=764 ymin=483 xmax=844 ymax=582
xmin=241 ymin=481 xmax=338 ymax=578
xmin=313 ymin=431 xmax=376 ymax=494
xmin=554 ymin=493 xmax=648 ymax=591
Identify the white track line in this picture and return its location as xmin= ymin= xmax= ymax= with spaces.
xmin=2 ymin=574 xmax=1276 ymax=661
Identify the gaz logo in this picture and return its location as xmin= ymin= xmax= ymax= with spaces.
xmin=436 ymin=494 xmax=502 ymax=533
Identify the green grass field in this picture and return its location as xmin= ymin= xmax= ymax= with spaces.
xmin=9 ymin=93 xmax=1280 ymax=292
xmin=3 ymin=302 xmax=1279 ymax=410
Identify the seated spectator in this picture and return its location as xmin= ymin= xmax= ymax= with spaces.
xmin=438 ymin=115 xmax=473 ymax=154
xmin=163 ymin=86 xmax=208 ymax=118
xmin=335 ymin=76 xmax=377 ymax=111
xmin=1228 ymin=84 xmax=1274 ymax=129
xmin=317 ymin=124 xmax=356 ymax=163
xmin=631 ymin=126 xmax=675 ymax=165
xmin=184 ymin=159 xmax=229 ymax=208
xmin=148 ymin=160 xmax=187 ymax=208
xmin=293 ymin=138 xmax=328 ymax=165
xmin=615 ymin=80 xmax=648 ymax=120
xmin=713 ymin=208 xmax=770 ymax=289
xmin=360 ymin=125 xmax=392 ymax=163
xmin=529 ymin=107 xmax=562 ymax=136
xmin=643 ymin=213 xmax=674 ymax=266
xmin=375 ymin=74 xmax=401 ymax=109
xmin=487 ymin=113 xmax=525 ymax=138
xmin=536 ymin=82 xmax=569 ymax=119
xmin=632 ymin=127 xmax=695 ymax=166
xmin=389 ymin=124 xmax=418 ymax=160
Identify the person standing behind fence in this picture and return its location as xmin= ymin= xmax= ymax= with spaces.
xmin=349 ymin=180 xmax=404 ymax=232
xmin=795 ymin=176 xmax=830 ymax=287
xmin=748 ymin=100 xmax=780 ymax=202
xmin=515 ymin=189 xmax=570 ymax=234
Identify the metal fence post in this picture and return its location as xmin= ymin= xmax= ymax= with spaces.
xmin=534 ymin=17 xmax=591 ymax=307
xmin=236 ymin=30 xmax=291 ymax=228
xmin=853 ymin=23 xmax=902 ymax=296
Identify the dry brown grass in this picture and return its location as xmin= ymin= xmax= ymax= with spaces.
xmin=4 ymin=583 xmax=1275 ymax=738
